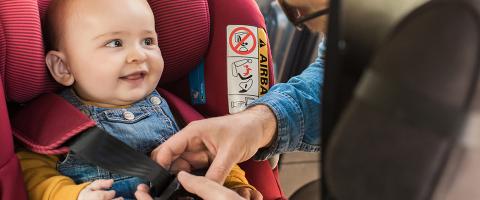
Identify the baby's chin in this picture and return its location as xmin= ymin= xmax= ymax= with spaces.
xmin=73 ymin=85 xmax=155 ymax=107
xmin=93 ymin=91 xmax=152 ymax=107
xmin=121 ymin=88 xmax=155 ymax=102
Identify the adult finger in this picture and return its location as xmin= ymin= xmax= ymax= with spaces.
xmin=205 ymin=149 xmax=237 ymax=184
xmin=181 ymin=151 xmax=211 ymax=169
xmin=168 ymin=151 xmax=211 ymax=173
xmin=169 ymin=157 xmax=192 ymax=173
xmin=134 ymin=184 xmax=153 ymax=200
xmin=177 ymin=171 xmax=244 ymax=200
xmin=151 ymin=133 xmax=189 ymax=168
xmin=151 ymin=126 xmax=205 ymax=168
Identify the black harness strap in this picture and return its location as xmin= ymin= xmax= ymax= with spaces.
xmin=68 ymin=127 xmax=202 ymax=199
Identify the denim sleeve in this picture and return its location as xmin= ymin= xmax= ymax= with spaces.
xmin=249 ymin=40 xmax=325 ymax=160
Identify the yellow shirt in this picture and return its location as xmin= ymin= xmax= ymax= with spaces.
xmin=17 ymin=150 xmax=255 ymax=200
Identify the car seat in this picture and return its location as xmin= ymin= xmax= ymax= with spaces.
xmin=322 ymin=0 xmax=430 ymax=140
xmin=0 ymin=0 xmax=285 ymax=199
xmin=324 ymin=0 xmax=480 ymax=199
xmin=0 ymin=2 xmax=38 ymax=199
xmin=0 ymin=71 xmax=28 ymax=199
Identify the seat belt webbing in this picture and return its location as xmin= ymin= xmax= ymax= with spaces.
xmin=68 ymin=127 xmax=202 ymax=199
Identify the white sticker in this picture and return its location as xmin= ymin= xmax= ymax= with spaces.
xmin=226 ymin=25 xmax=269 ymax=114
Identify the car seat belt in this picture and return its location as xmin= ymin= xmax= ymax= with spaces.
xmin=68 ymin=126 xmax=203 ymax=199
xmin=12 ymin=93 xmax=203 ymax=199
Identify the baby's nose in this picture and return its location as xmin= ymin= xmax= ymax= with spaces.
xmin=126 ymin=46 xmax=147 ymax=63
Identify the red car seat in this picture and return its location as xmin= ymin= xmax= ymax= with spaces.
xmin=0 ymin=76 xmax=28 ymax=200
xmin=0 ymin=2 xmax=39 ymax=199
xmin=0 ymin=0 xmax=284 ymax=199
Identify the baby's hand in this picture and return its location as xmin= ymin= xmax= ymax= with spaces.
xmin=232 ymin=187 xmax=263 ymax=200
xmin=78 ymin=179 xmax=123 ymax=200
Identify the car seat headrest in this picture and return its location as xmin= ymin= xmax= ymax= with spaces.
xmin=179 ymin=0 xmax=274 ymax=116
xmin=1 ymin=0 xmax=209 ymax=103
xmin=323 ymin=0 xmax=430 ymax=136
xmin=0 ymin=0 xmax=59 ymax=102
xmin=146 ymin=0 xmax=210 ymax=83
xmin=341 ymin=0 xmax=429 ymax=63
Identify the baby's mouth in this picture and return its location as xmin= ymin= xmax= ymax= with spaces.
xmin=120 ymin=71 xmax=146 ymax=80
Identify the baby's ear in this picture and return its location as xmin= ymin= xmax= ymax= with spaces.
xmin=45 ymin=50 xmax=74 ymax=86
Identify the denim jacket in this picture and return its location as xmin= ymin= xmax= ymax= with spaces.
xmin=57 ymin=89 xmax=179 ymax=199
xmin=251 ymin=39 xmax=324 ymax=160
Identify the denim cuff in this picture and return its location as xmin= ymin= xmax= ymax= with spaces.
xmin=248 ymin=90 xmax=304 ymax=160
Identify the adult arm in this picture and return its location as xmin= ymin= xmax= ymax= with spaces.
xmin=249 ymin=40 xmax=324 ymax=160
xmin=152 ymin=40 xmax=324 ymax=183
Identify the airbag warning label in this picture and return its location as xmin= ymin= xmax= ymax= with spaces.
xmin=227 ymin=25 xmax=269 ymax=114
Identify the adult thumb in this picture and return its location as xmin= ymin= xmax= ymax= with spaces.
xmin=204 ymin=150 xmax=237 ymax=184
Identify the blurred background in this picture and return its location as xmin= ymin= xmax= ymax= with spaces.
xmin=257 ymin=0 xmax=322 ymax=197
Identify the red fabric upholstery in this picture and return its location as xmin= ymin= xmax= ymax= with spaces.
xmin=149 ymin=0 xmax=210 ymax=83
xmin=0 ymin=0 xmax=58 ymax=103
xmin=0 ymin=154 xmax=28 ymax=200
xmin=164 ymin=0 xmax=276 ymax=116
xmin=158 ymin=88 xmax=204 ymax=125
xmin=0 ymin=19 xmax=5 ymax=82
xmin=240 ymin=162 xmax=286 ymax=200
xmin=12 ymin=93 xmax=96 ymax=155
xmin=0 ymin=78 xmax=28 ymax=200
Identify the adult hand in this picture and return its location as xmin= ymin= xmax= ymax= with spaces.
xmin=134 ymin=184 xmax=153 ymax=200
xmin=151 ymin=105 xmax=277 ymax=183
xmin=134 ymin=171 xmax=246 ymax=200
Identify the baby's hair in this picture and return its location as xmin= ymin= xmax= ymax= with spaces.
xmin=43 ymin=0 xmax=72 ymax=51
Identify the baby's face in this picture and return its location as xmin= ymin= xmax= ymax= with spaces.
xmin=58 ymin=0 xmax=163 ymax=106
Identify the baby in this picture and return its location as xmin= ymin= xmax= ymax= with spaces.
xmin=16 ymin=0 xmax=262 ymax=199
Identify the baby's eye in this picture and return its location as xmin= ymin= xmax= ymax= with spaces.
xmin=105 ymin=39 xmax=122 ymax=47
xmin=143 ymin=38 xmax=155 ymax=46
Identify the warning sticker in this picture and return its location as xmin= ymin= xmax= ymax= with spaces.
xmin=227 ymin=25 xmax=270 ymax=114
xmin=228 ymin=27 xmax=257 ymax=56
xmin=258 ymin=29 xmax=269 ymax=96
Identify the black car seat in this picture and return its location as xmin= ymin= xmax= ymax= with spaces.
xmin=325 ymin=0 xmax=480 ymax=199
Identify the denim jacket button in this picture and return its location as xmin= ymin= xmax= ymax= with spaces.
xmin=80 ymin=109 xmax=90 ymax=116
xmin=150 ymin=96 xmax=162 ymax=105
xmin=123 ymin=111 xmax=135 ymax=121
